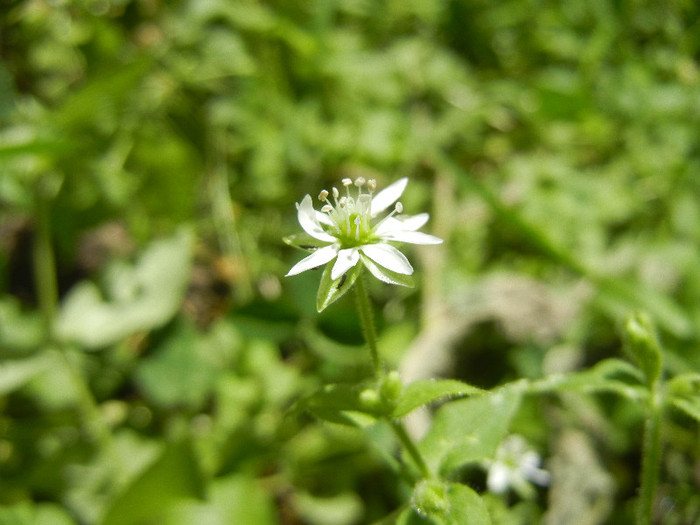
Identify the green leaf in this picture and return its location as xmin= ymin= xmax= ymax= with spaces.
xmin=360 ymin=254 xmax=415 ymax=287
xmin=393 ymin=379 xmax=484 ymax=418
xmin=57 ymin=228 xmax=193 ymax=349
xmin=134 ymin=324 xmax=222 ymax=410
xmin=0 ymin=354 xmax=53 ymax=396
xmin=623 ymin=312 xmax=662 ymax=386
xmin=0 ymin=502 xmax=78 ymax=525
xmin=316 ymin=262 xmax=361 ymax=313
xmin=668 ymin=373 xmax=700 ymax=423
xmin=160 ymin=474 xmax=279 ymax=525
xmin=101 ymin=441 xmax=204 ymax=525
xmin=528 ymin=358 xmax=648 ymax=401
xmin=419 ymin=386 xmax=522 ymax=476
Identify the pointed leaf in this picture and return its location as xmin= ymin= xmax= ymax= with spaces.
xmin=101 ymin=441 xmax=203 ymax=525
xmin=393 ymin=379 xmax=484 ymax=418
xmin=419 ymin=386 xmax=522 ymax=476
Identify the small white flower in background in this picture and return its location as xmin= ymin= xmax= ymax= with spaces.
xmin=284 ymin=177 xmax=442 ymax=311
xmin=485 ymin=435 xmax=551 ymax=499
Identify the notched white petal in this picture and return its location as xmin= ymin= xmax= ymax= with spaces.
xmin=380 ymin=230 xmax=443 ymax=245
xmin=370 ymin=177 xmax=408 ymax=216
xmin=331 ymin=248 xmax=360 ymax=280
xmin=286 ymin=244 xmax=338 ymax=276
xmin=298 ymin=195 xmax=336 ymax=242
xmin=395 ymin=212 xmax=429 ymax=231
xmin=361 ymin=243 xmax=413 ymax=275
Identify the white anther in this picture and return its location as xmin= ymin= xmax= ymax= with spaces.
xmin=367 ymin=179 xmax=376 ymax=192
xmin=354 ymin=177 xmax=366 ymax=187
xmin=395 ymin=202 xmax=403 ymax=213
xmin=342 ymin=178 xmax=352 ymax=186
xmin=321 ymin=204 xmax=333 ymax=213
xmin=318 ymin=189 xmax=329 ymax=201
xmin=332 ymin=187 xmax=339 ymax=199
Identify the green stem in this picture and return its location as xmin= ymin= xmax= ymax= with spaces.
xmin=390 ymin=420 xmax=432 ymax=480
xmin=352 ymin=274 xmax=433 ymax=481
xmin=353 ymin=274 xmax=381 ymax=376
xmin=33 ymin=193 xmax=59 ymax=340
xmin=637 ymin=385 xmax=662 ymax=525
xmin=32 ymin=187 xmax=112 ymax=451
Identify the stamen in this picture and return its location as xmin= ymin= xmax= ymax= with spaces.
xmin=395 ymin=202 xmax=403 ymax=214
xmin=354 ymin=177 xmax=366 ymax=188
xmin=332 ymin=187 xmax=339 ymax=200
xmin=318 ymin=189 xmax=329 ymax=201
xmin=354 ymin=216 xmax=361 ymax=241
xmin=367 ymin=179 xmax=376 ymax=192
xmin=342 ymin=178 xmax=352 ymax=187
xmin=321 ymin=204 xmax=333 ymax=213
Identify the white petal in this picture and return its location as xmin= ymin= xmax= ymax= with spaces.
xmin=316 ymin=210 xmax=334 ymax=226
xmin=370 ymin=178 xmax=408 ymax=216
xmin=361 ymin=243 xmax=413 ymax=275
xmin=298 ymin=195 xmax=336 ymax=242
xmin=361 ymin=254 xmax=405 ymax=285
xmin=396 ymin=212 xmax=429 ymax=231
xmin=286 ymin=244 xmax=338 ymax=276
xmin=331 ymin=248 xmax=360 ymax=280
xmin=380 ymin=230 xmax=443 ymax=245
xmin=487 ymin=464 xmax=510 ymax=494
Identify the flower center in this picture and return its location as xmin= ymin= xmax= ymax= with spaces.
xmin=317 ymin=177 xmax=402 ymax=248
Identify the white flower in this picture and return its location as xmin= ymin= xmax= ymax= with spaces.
xmin=486 ymin=435 xmax=551 ymax=499
xmin=285 ymin=177 xmax=442 ymax=287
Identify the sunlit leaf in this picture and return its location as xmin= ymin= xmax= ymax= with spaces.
xmin=393 ymin=379 xmax=484 ymax=418
xmin=419 ymin=386 xmax=522 ymax=476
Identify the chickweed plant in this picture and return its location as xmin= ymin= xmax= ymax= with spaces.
xmin=285 ymin=178 xmax=700 ymax=524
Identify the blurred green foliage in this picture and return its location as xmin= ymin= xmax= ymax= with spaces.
xmin=1 ymin=0 xmax=700 ymax=523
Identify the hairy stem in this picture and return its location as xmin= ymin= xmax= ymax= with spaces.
xmin=637 ymin=385 xmax=662 ymax=525
xmin=390 ymin=419 xmax=432 ymax=480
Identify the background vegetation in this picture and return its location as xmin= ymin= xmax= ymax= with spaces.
xmin=1 ymin=0 xmax=699 ymax=523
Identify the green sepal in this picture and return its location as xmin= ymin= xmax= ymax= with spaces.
xmin=297 ymin=382 xmax=391 ymax=427
xmin=360 ymin=254 xmax=415 ymax=287
xmin=316 ymin=262 xmax=361 ymax=312
xmin=283 ymin=233 xmax=325 ymax=252
xmin=398 ymin=481 xmax=491 ymax=525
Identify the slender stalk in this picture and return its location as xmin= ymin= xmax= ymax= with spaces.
xmin=32 ymin=186 xmax=112 ymax=450
xmin=353 ymin=274 xmax=381 ymax=376
xmin=637 ymin=385 xmax=662 ymax=525
xmin=352 ymin=273 xmax=433 ymax=481
xmin=390 ymin=419 xmax=432 ymax=480
xmin=33 ymin=192 xmax=59 ymax=340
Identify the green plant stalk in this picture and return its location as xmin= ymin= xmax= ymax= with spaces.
xmin=389 ymin=419 xmax=432 ymax=480
xmin=353 ymin=274 xmax=380 ymax=376
xmin=33 ymin=193 xmax=59 ymax=339
xmin=353 ymin=273 xmax=433 ymax=480
xmin=32 ymin=190 xmax=112 ymax=450
xmin=637 ymin=385 xmax=663 ymax=525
